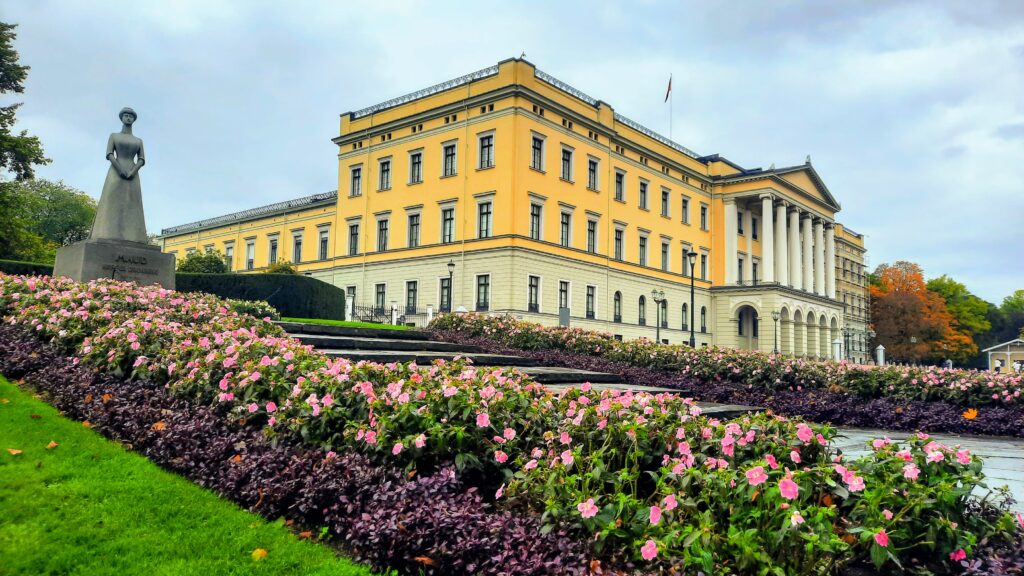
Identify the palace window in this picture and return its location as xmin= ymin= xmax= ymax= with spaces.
xmin=638 ymin=236 xmax=648 ymax=267
xmin=681 ymin=196 xmax=690 ymax=224
xmin=407 ymin=214 xmax=420 ymax=248
xmin=375 ymin=283 xmax=386 ymax=312
xmin=700 ymin=205 xmax=708 ymax=230
xmin=701 ymin=306 xmax=707 ymax=333
xmin=560 ymin=212 xmax=571 ymax=247
xmin=406 ymin=281 xmax=418 ymax=313
xmin=245 ymin=241 xmax=255 ymax=270
xmin=268 ymin=237 xmax=278 ymax=265
xmin=224 ymin=243 xmax=234 ymax=270
xmin=442 ymin=143 xmax=457 ymax=177
xmin=586 ymin=220 xmax=597 ymax=253
xmin=318 ymin=229 xmax=329 ymax=260
xmin=348 ymin=223 xmax=359 ymax=256
xmin=350 ymin=166 xmax=362 ymax=196
xmin=752 ymin=261 xmax=759 ymax=284
xmin=292 ymin=233 xmax=302 ymax=263
xmin=661 ymin=189 xmax=670 ymax=217
xmin=585 ymin=286 xmax=596 ymax=319
xmin=614 ymin=228 xmax=623 ymax=260
xmin=528 ymin=275 xmax=540 ymax=312
xmin=559 ymin=281 xmax=569 ymax=310
xmin=700 ymin=253 xmax=708 ymax=279
xmin=529 ymin=204 xmax=543 ymax=240
xmin=752 ymin=217 xmax=759 ymax=240
xmin=439 ymin=277 xmax=452 ymax=312
xmin=639 ymin=180 xmax=648 ymax=209
xmin=613 ymin=291 xmax=622 ymax=323
xmin=738 ymin=211 xmax=744 ymax=235
xmin=531 ymin=135 xmax=545 ymax=170
xmin=441 ymin=208 xmax=455 ymax=244
xmin=638 ymin=295 xmax=647 ymax=326
xmin=738 ymin=257 xmax=744 ymax=283
xmin=376 ymin=220 xmax=388 ymax=252
xmin=614 ymin=171 xmax=625 ymax=201
xmin=587 ymin=158 xmax=599 ymax=190
xmin=661 ymin=241 xmax=669 ymax=271
xmin=378 ymin=158 xmax=391 ymax=190
xmin=560 ymin=147 xmax=573 ymax=181
xmin=478 ymin=134 xmax=494 ymax=169
xmin=478 ymin=202 xmax=492 ymax=239
xmin=681 ymin=303 xmax=689 ymax=330
xmin=409 ymin=151 xmax=423 ymax=184
xmin=476 ymin=275 xmax=490 ymax=311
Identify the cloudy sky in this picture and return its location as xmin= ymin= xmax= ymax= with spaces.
xmin=5 ymin=1 xmax=1023 ymax=301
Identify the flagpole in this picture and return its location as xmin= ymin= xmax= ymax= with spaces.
xmin=669 ymin=73 xmax=673 ymax=141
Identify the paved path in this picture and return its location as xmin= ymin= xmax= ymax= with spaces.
xmin=836 ymin=428 xmax=1024 ymax=511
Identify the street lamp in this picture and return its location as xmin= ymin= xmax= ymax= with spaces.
xmin=445 ymin=259 xmax=455 ymax=312
xmin=771 ymin=310 xmax=781 ymax=354
xmin=842 ymin=326 xmax=854 ymax=361
xmin=651 ymin=289 xmax=665 ymax=344
xmin=686 ymin=250 xmax=697 ymax=347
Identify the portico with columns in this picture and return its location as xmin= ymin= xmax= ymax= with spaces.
xmin=711 ymin=161 xmax=846 ymax=357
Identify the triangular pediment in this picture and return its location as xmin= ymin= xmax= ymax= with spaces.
xmin=773 ymin=164 xmax=841 ymax=212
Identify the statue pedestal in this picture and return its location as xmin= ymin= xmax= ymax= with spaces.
xmin=54 ymin=239 xmax=176 ymax=289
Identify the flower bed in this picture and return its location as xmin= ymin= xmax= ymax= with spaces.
xmin=2 ymin=274 xmax=1022 ymax=574
xmin=430 ymin=313 xmax=1024 ymax=408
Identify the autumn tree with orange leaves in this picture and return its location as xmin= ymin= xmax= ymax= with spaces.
xmin=869 ymin=261 xmax=976 ymax=364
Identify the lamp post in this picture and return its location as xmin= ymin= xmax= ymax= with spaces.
xmin=771 ymin=310 xmax=780 ymax=354
xmin=686 ymin=250 xmax=697 ymax=347
xmin=445 ymin=259 xmax=455 ymax=312
xmin=842 ymin=326 xmax=853 ymax=361
xmin=651 ymin=289 xmax=665 ymax=344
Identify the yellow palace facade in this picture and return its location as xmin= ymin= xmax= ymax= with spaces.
xmin=161 ymin=58 xmax=870 ymax=357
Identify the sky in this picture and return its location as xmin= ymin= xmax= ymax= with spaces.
xmin=4 ymin=0 xmax=1023 ymax=302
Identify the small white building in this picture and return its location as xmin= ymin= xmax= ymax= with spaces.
xmin=983 ymin=338 xmax=1024 ymax=373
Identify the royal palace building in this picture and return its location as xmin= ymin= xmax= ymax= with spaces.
xmin=160 ymin=58 xmax=872 ymax=358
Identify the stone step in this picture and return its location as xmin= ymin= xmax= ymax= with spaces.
xmin=508 ymin=366 xmax=624 ymax=384
xmin=291 ymin=333 xmax=482 ymax=353
xmin=275 ymin=321 xmax=432 ymax=341
xmin=319 ymin=349 xmax=539 ymax=367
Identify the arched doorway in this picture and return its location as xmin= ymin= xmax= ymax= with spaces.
xmin=779 ymin=307 xmax=792 ymax=354
xmin=793 ymin=310 xmax=805 ymax=356
xmin=806 ymin=311 xmax=817 ymax=358
xmin=736 ymin=305 xmax=759 ymax=350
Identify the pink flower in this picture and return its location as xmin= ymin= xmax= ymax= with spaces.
xmin=364 ymin=430 xmax=377 ymax=444
xmin=790 ymin=450 xmax=801 ymax=464
xmin=846 ymin=475 xmax=865 ymax=492
xmin=779 ymin=477 xmax=800 ymax=500
xmin=476 ymin=413 xmax=491 ymax=428
xmin=249 ymin=371 xmax=261 ymax=382
xmin=560 ymin=431 xmax=572 ymax=445
xmin=791 ymin=511 xmax=805 ymax=526
xmin=796 ymin=423 xmax=814 ymax=443
xmin=494 ymin=450 xmax=508 ymax=463
xmin=649 ymin=505 xmax=662 ymax=525
xmin=949 ymin=548 xmax=966 ymax=561
xmin=903 ymin=463 xmax=920 ymax=481
xmin=560 ymin=450 xmax=574 ymax=466
xmin=874 ymin=529 xmax=889 ymax=547
xmin=524 ymin=459 xmax=538 ymax=470
xmin=956 ymin=449 xmax=971 ymax=465
xmin=503 ymin=427 xmax=516 ymax=440
xmin=577 ymin=498 xmax=598 ymax=518
xmin=745 ymin=466 xmax=768 ymax=486
xmin=883 ymin=509 xmax=893 ymax=521
xmin=414 ymin=434 xmax=426 ymax=448
xmin=927 ymin=451 xmax=945 ymax=463
xmin=392 ymin=442 xmax=403 ymax=455
xmin=663 ymin=494 xmax=678 ymax=511
xmin=640 ymin=539 xmax=658 ymax=561
xmin=265 ymin=401 xmax=277 ymax=413
xmin=895 ymin=449 xmax=913 ymax=461
xmin=443 ymin=386 xmax=458 ymax=397
xmin=495 ymin=483 xmax=504 ymax=499
xmin=765 ymin=454 xmax=779 ymax=469
xmin=247 ymin=402 xmax=258 ymax=413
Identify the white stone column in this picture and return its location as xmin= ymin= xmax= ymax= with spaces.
xmin=825 ymin=224 xmax=836 ymax=299
xmin=813 ymin=218 xmax=825 ymax=295
xmin=802 ymin=213 xmax=813 ymax=292
xmin=742 ymin=206 xmax=753 ymax=283
xmin=724 ymin=199 xmax=738 ymax=285
xmin=761 ymin=194 xmax=774 ymax=283
xmin=775 ymin=202 xmax=788 ymax=286
xmin=789 ymin=207 xmax=801 ymax=290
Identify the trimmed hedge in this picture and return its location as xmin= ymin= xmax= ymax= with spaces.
xmin=176 ymin=272 xmax=345 ymax=320
xmin=0 ymin=259 xmax=54 ymax=276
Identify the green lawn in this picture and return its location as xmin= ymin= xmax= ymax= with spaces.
xmin=0 ymin=375 xmax=378 ymax=576
xmin=280 ymin=317 xmax=412 ymax=331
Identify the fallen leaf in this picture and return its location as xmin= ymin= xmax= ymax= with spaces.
xmin=84 ymin=394 xmax=93 ymax=403
xmin=751 ymin=490 xmax=760 ymax=502
xmin=414 ymin=556 xmax=436 ymax=566
xmin=251 ymin=548 xmax=267 ymax=561
xmin=101 ymin=393 xmax=112 ymax=403
xmin=82 ymin=421 xmax=92 ymax=428
xmin=407 ymin=469 xmax=417 ymax=479
xmin=151 ymin=421 xmax=166 ymax=431
xmin=7 ymin=448 xmax=22 ymax=455
xmin=298 ymin=531 xmax=312 ymax=540
xmin=230 ymin=454 xmax=242 ymax=463
xmin=30 ymin=414 xmax=41 ymax=420
xmin=46 ymin=441 xmax=58 ymax=450
xmin=962 ymin=408 xmax=978 ymax=421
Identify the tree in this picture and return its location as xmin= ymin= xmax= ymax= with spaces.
xmin=870 ymin=261 xmax=975 ymax=364
xmin=1003 ymin=290 xmax=1024 ymax=316
xmin=0 ymin=22 xmax=48 ymax=180
xmin=264 ymin=259 xmax=297 ymax=275
xmin=0 ymin=178 xmax=96 ymax=262
xmin=176 ymin=250 xmax=229 ymax=274
xmin=926 ymin=275 xmax=991 ymax=336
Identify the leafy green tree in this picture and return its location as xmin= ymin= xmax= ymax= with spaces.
xmin=1003 ymin=290 xmax=1024 ymax=316
xmin=0 ymin=22 xmax=48 ymax=180
xmin=264 ymin=259 xmax=297 ymax=275
xmin=0 ymin=178 xmax=96 ymax=262
xmin=926 ymin=275 xmax=992 ymax=336
xmin=176 ymin=250 xmax=229 ymax=274
xmin=0 ymin=181 xmax=50 ymax=261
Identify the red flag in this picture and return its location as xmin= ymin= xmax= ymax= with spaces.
xmin=664 ymin=75 xmax=672 ymax=103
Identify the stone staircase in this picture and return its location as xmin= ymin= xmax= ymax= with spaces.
xmin=279 ymin=321 xmax=759 ymax=418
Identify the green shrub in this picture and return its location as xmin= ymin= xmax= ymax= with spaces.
xmin=175 ymin=273 xmax=344 ymax=320
xmin=225 ymin=298 xmax=280 ymax=320
xmin=264 ymin=260 xmax=297 ymax=275
xmin=176 ymin=250 xmax=229 ymax=273
xmin=0 ymin=259 xmax=54 ymax=276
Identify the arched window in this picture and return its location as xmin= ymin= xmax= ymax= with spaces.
xmin=613 ymin=291 xmax=622 ymax=323
xmin=700 ymin=306 xmax=707 ymax=333
xmin=638 ymin=295 xmax=647 ymax=326
xmin=659 ymin=299 xmax=668 ymax=328
xmin=681 ymin=303 xmax=689 ymax=330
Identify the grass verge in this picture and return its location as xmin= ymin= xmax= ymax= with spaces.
xmin=0 ymin=375 xmax=378 ymax=576
xmin=280 ymin=317 xmax=411 ymax=331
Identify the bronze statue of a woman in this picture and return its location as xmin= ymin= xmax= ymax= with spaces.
xmin=90 ymin=107 xmax=149 ymax=244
